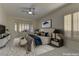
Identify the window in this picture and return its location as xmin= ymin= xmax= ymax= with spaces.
xmin=19 ymin=24 xmax=22 ymax=32
xmin=64 ymin=14 xmax=72 ymax=31
xmin=30 ymin=25 xmax=34 ymax=32
xmin=64 ymin=14 xmax=72 ymax=37
xmin=14 ymin=23 xmax=32 ymax=32
xmin=24 ymin=24 xmax=26 ymax=30
xmin=64 ymin=11 xmax=79 ymax=38
xmin=22 ymin=24 xmax=25 ymax=31
xmin=73 ymin=12 xmax=78 ymax=32
xmin=18 ymin=23 xmax=30 ymax=32
xmin=14 ymin=23 xmax=18 ymax=32
xmin=73 ymin=12 xmax=79 ymax=38
xmin=73 ymin=12 xmax=79 ymax=32
xmin=26 ymin=24 xmax=29 ymax=30
xmin=24 ymin=24 xmax=28 ymax=30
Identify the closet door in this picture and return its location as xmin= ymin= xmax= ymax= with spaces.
xmin=64 ymin=14 xmax=72 ymax=38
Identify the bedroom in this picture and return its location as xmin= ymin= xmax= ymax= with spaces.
xmin=0 ymin=3 xmax=79 ymax=56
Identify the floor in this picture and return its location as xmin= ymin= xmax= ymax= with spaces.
xmin=30 ymin=45 xmax=55 ymax=55
xmin=0 ymin=39 xmax=54 ymax=56
xmin=0 ymin=39 xmax=79 ymax=56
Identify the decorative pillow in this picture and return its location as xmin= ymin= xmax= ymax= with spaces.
xmin=13 ymin=37 xmax=21 ymax=46
xmin=45 ymin=32 xmax=48 ymax=36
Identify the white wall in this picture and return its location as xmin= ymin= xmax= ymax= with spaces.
xmin=37 ymin=4 xmax=79 ymax=51
xmin=0 ymin=5 xmax=7 ymax=25
xmin=32 ymin=19 xmax=40 ymax=29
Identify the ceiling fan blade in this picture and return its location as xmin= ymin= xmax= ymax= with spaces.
xmin=21 ymin=7 xmax=36 ymax=15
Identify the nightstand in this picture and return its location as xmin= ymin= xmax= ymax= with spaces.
xmin=50 ymin=38 xmax=64 ymax=47
xmin=49 ymin=29 xmax=64 ymax=47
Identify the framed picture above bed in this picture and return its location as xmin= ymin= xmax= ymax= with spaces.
xmin=42 ymin=19 xmax=52 ymax=28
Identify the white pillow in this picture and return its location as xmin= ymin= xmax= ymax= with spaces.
xmin=56 ymin=34 xmax=61 ymax=40
xmin=20 ymin=38 xmax=27 ymax=46
xmin=52 ymin=33 xmax=55 ymax=38
xmin=13 ymin=38 xmax=21 ymax=46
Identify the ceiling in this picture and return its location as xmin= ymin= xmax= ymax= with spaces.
xmin=1 ymin=3 xmax=67 ymax=20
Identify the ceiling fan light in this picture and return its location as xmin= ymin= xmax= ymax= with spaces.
xmin=28 ymin=11 xmax=32 ymax=15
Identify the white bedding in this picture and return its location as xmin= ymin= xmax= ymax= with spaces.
xmin=13 ymin=37 xmax=35 ymax=52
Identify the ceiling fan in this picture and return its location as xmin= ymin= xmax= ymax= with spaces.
xmin=21 ymin=7 xmax=35 ymax=15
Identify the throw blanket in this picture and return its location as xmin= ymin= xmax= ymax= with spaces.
xmin=24 ymin=36 xmax=33 ymax=51
xmin=29 ymin=34 xmax=42 ymax=46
